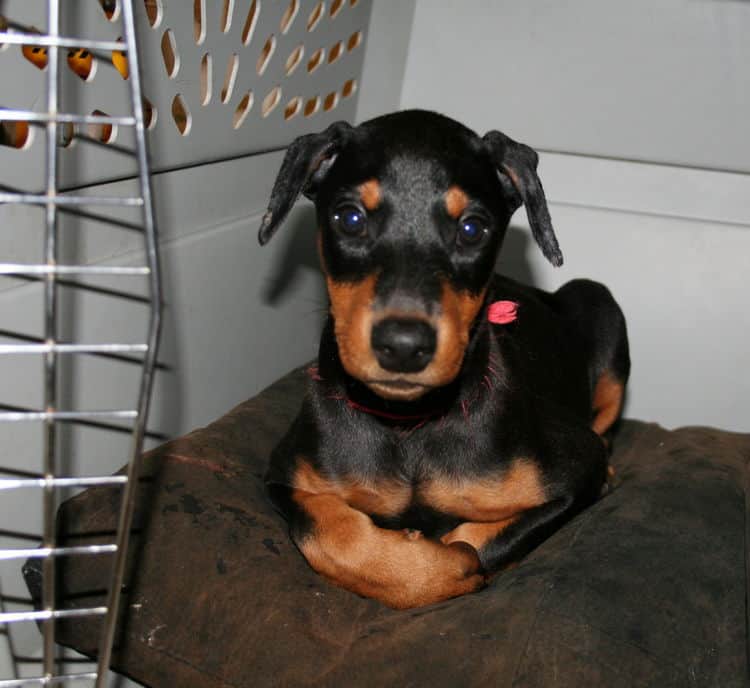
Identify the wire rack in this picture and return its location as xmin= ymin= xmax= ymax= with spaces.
xmin=0 ymin=1 xmax=162 ymax=685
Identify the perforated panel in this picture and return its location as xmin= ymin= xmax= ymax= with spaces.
xmin=0 ymin=0 xmax=371 ymax=190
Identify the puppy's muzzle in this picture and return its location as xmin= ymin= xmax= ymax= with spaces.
xmin=371 ymin=318 xmax=437 ymax=374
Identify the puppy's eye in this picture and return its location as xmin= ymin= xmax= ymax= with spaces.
xmin=457 ymin=215 xmax=487 ymax=246
xmin=332 ymin=205 xmax=367 ymax=237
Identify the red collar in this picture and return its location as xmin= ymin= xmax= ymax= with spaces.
xmin=344 ymin=397 xmax=440 ymax=423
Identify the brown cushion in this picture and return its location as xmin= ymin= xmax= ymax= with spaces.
xmin=25 ymin=366 xmax=749 ymax=687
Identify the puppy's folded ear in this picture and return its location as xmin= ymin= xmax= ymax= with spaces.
xmin=482 ymin=130 xmax=563 ymax=267
xmin=258 ymin=121 xmax=353 ymax=245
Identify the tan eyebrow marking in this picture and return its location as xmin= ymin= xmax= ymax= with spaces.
xmin=445 ymin=185 xmax=470 ymax=219
xmin=359 ymin=179 xmax=382 ymax=211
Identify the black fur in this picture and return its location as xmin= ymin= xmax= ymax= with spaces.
xmin=259 ymin=110 xmax=630 ymax=596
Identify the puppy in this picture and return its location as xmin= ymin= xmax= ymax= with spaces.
xmin=259 ymin=110 xmax=629 ymax=609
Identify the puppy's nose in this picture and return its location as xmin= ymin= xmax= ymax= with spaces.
xmin=371 ymin=318 xmax=436 ymax=373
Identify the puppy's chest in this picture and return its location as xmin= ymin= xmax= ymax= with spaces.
xmin=294 ymin=448 xmax=545 ymax=526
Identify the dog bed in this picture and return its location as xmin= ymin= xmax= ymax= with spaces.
xmin=24 ymin=366 xmax=749 ymax=687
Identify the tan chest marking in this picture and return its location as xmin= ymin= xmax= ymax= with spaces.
xmin=293 ymin=459 xmax=412 ymax=517
xmin=419 ymin=459 xmax=547 ymax=522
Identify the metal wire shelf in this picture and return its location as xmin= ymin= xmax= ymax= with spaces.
xmin=0 ymin=1 xmax=162 ymax=685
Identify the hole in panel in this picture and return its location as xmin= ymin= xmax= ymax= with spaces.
xmin=261 ymin=86 xmax=281 ymax=117
xmin=241 ymin=0 xmax=260 ymax=45
xmin=307 ymin=2 xmax=324 ymax=31
xmin=284 ymin=96 xmax=301 ymax=120
xmin=307 ymin=48 xmax=324 ymax=73
xmin=256 ymin=35 xmax=275 ymax=75
xmin=88 ymin=110 xmax=117 ymax=143
xmin=221 ymin=0 xmax=235 ymax=32
xmin=280 ymin=0 xmax=299 ymax=34
xmin=327 ymin=41 xmax=342 ymax=64
xmin=143 ymin=97 xmax=157 ymax=129
xmin=284 ymin=45 xmax=303 ymax=76
xmin=161 ymin=29 xmax=180 ymax=78
xmin=221 ymin=54 xmax=239 ymax=103
xmin=200 ymin=53 xmax=212 ymax=105
xmin=323 ymin=91 xmax=338 ymax=111
xmin=329 ymin=0 xmax=344 ymax=18
xmin=233 ymin=92 xmax=253 ymax=129
xmin=171 ymin=95 xmax=191 ymax=135
xmin=193 ymin=0 xmax=206 ymax=44
xmin=347 ymin=30 xmax=362 ymax=51
xmin=67 ymin=49 xmax=97 ymax=81
xmin=22 ymin=42 xmax=48 ymax=70
xmin=342 ymin=78 xmax=357 ymax=98
xmin=304 ymin=96 xmax=320 ymax=117
xmin=59 ymin=122 xmax=76 ymax=148
xmin=144 ymin=0 xmax=163 ymax=28
xmin=112 ymin=40 xmax=129 ymax=79
xmin=0 ymin=121 xmax=33 ymax=149
xmin=99 ymin=0 xmax=120 ymax=21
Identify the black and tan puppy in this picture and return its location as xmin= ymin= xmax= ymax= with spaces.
xmin=258 ymin=110 xmax=629 ymax=609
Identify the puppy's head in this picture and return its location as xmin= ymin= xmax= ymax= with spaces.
xmin=259 ymin=110 xmax=561 ymax=401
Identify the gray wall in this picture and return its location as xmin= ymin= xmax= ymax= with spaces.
xmin=400 ymin=0 xmax=750 ymax=431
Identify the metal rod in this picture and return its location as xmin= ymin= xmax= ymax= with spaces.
xmin=0 ymin=544 xmax=117 ymax=562
xmin=0 ymin=578 xmax=21 ymax=680
xmin=0 ymin=344 xmax=148 ymax=355
xmin=41 ymin=1 xmax=60 ymax=679
xmin=96 ymin=2 xmax=163 ymax=681
xmin=0 ymin=331 xmax=168 ymax=369
xmin=7 ymin=274 xmax=153 ymax=305
xmin=0 ymin=608 xmax=107 ymax=625
xmin=0 ymin=265 xmax=150 ymax=276
xmin=0 ymin=33 xmax=124 ymax=51
xmin=0 ymin=403 xmax=167 ymax=440
xmin=0 ymin=672 xmax=99 ymax=687
xmin=0 ymin=110 xmax=136 ymax=126
xmin=0 ymin=475 xmax=128 ymax=490
xmin=0 ymin=410 xmax=137 ymax=422
xmin=0 ymin=194 xmax=144 ymax=207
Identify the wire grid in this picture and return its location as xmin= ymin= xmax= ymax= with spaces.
xmin=0 ymin=1 xmax=162 ymax=685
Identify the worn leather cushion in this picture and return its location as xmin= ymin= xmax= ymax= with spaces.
xmin=25 ymin=366 xmax=749 ymax=687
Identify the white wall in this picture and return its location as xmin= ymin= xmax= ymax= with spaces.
xmin=400 ymin=0 xmax=750 ymax=431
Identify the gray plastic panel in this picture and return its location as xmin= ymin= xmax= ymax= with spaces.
xmin=401 ymin=0 xmax=750 ymax=174
xmin=0 ymin=0 xmax=370 ymax=190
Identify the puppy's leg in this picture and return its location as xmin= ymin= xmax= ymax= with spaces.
xmin=441 ymin=498 xmax=576 ymax=574
xmin=271 ymin=485 xmax=486 ymax=609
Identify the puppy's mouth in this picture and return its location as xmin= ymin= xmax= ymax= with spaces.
xmin=366 ymin=379 xmax=433 ymax=401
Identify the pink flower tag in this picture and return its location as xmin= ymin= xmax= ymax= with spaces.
xmin=487 ymin=300 xmax=519 ymax=325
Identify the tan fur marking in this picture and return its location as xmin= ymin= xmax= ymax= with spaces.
xmin=444 ymin=185 xmax=470 ymax=219
xmin=429 ymin=283 xmax=487 ymax=385
xmin=359 ymin=179 xmax=382 ymax=211
xmin=292 ymin=490 xmax=485 ymax=608
xmin=420 ymin=459 xmax=547 ymax=522
xmin=591 ymin=371 xmax=624 ymax=435
xmin=294 ymin=459 xmax=411 ymax=517
xmin=324 ymin=276 xmax=486 ymax=401
xmin=326 ymin=274 xmax=380 ymax=381
xmin=440 ymin=516 xmax=519 ymax=551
